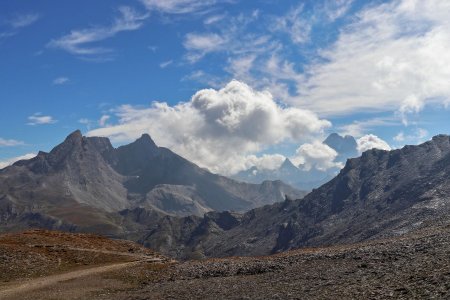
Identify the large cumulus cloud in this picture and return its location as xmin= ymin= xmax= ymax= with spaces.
xmin=88 ymin=80 xmax=330 ymax=174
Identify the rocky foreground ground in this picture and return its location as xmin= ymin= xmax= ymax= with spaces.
xmin=1 ymin=225 xmax=450 ymax=299
xmin=103 ymin=222 xmax=450 ymax=300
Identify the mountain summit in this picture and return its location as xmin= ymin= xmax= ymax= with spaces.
xmin=323 ymin=133 xmax=358 ymax=162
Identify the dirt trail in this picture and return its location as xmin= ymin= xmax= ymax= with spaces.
xmin=0 ymin=261 xmax=139 ymax=299
xmin=0 ymin=245 xmax=165 ymax=300
xmin=65 ymin=247 xmax=165 ymax=261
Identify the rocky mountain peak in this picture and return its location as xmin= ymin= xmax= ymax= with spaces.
xmin=280 ymin=158 xmax=297 ymax=171
xmin=57 ymin=130 xmax=83 ymax=148
xmin=113 ymin=134 xmax=161 ymax=175
xmin=45 ymin=130 xmax=85 ymax=166
xmin=135 ymin=133 xmax=158 ymax=149
xmin=324 ymin=133 xmax=357 ymax=154
xmin=61 ymin=130 xmax=83 ymax=145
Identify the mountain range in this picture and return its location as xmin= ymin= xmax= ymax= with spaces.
xmin=2 ymin=131 xmax=450 ymax=263
xmin=233 ymin=133 xmax=359 ymax=190
xmin=0 ymin=130 xmax=305 ymax=235
xmin=138 ymin=134 xmax=450 ymax=259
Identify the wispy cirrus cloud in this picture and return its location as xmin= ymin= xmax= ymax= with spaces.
xmin=48 ymin=6 xmax=148 ymax=58
xmin=339 ymin=117 xmax=401 ymax=137
xmin=183 ymin=32 xmax=227 ymax=62
xmin=322 ymin=0 xmax=354 ymax=22
xmin=1 ymin=12 xmax=41 ymax=41
xmin=98 ymin=115 xmax=110 ymax=126
xmin=52 ymin=77 xmax=69 ymax=85
xmin=0 ymin=137 xmax=24 ymax=147
xmin=180 ymin=2 xmax=352 ymax=98
xmin=182 ymin=10 xmax=276 ymax=63
xmin=273 ymin=4 xmax=311 ymax=44
xmin=393 ymin=128 xmax=429 ymax=145
xmin=204 ymin=14 xmax=226 ymax=25
xmin=140 ymin=0 xmax=222 ymax=14
xmin=159 ymin=60 xmax=173 ymax=68
xmin=27 ymin=113 xmax=57 ymax=126
xmin=8 ymin=13 xmax=41 ymax=29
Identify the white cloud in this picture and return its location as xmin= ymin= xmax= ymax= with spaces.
xmin=87 ymin=80 xmax=330 ymax=174
xmin=177 ymin=0 xmax=449 ymax=131
xmin=323 ymin=0 xmax=354 ymax=22
xmin=244 ymin=154 xmax=286 ymax=171
xmin=292 ymin=141 xmax=342 ymax=171
xmin=0 ymin=138 xmax=24 ymax=147
xmin=140 ymin=0 xmax=221 ymax=14
xmin=272 ymin=1 xmax=352 ymax=45
xmin=204 ymin=14 xmax=226 ymax=25
xmin=357 ymin=134 xmax=391 ymax=153
xmin=274 ymin=5 xmax=311 ymax=44
xmin=339 ymin=117 xmax=400 ymax=137
xmin=48 ymin=6 xmax=148 ymax=56
xmin=0 ymin=153 xmax=36 ymax=169
xmin=27 ymin=113 xmax=57 ymax=125
xmin=1 ymin=13 xmax=40 ymax=41
xmin=99 ymin=115 xmax=110 ymax=126
xmin=182 ymin=4 xmax=352 ymax=105
xmin=8 ymin=13 xmax=41 ymax=29
xmin=293 ymin=0 xmax=450 ymax=120
xmin=182 ymin=10 xmax=274 ymax=64
xmin=52 ymin=77 xmax=69 ymax=85
xmin=398 ymin=94 xmax=424 ymax=126
xmin=159 ymin=60 xmax=173 ymax=68
xmin=393 ymin=128 xmax=428 ymax=144
xmin=183 ymin=33 xmax=227 ymax=62
xmin=226 ymin=55 xmax=256 ymax=80
xmin=78 ymin=118 xmax=95 ymax=130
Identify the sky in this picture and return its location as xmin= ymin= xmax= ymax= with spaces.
xmin=1 ymin=0 xmax=450 ymax=174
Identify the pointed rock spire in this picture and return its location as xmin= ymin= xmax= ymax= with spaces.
xmin=65 ymin=130 xmax=83 ymax=141
xmin=281 ymin=158 xmax=297 ymax=170
xmin=135 ymin=133 xmax=158 ymax=148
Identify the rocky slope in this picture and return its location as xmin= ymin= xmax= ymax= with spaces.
xmin=111 ymin=222 xmax=450 ymax=300
xmin=140 ymin=135 xmax=450 ymax=259
xmin=0 ymin=130 xmax=305 ymax=235
xmin=4 ymin=225 xmax=450 ymax=299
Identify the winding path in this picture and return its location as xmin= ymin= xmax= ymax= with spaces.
xmin=0 ymin=248 xmax=164 ymax=299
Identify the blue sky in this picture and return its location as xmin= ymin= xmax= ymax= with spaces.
xmin=1 ymin=0 xmax=450 ymax=173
